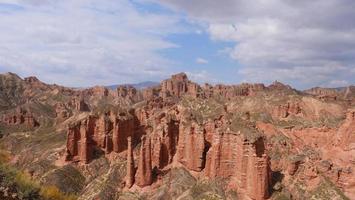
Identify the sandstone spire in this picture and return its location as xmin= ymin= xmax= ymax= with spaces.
xmin=80 ymin=121 xmax=92 ymax=164
xmin=135 ymin=135 xmax=153 ymax=187
xmin=126 ymin=136 xmax=135 ymax=188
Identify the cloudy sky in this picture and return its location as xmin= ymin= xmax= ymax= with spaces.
xmin=0 ymin=0 xmax=354 ymax=89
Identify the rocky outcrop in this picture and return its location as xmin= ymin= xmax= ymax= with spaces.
xmin=160 ymin=73 xmax=200 ymax=98
xmin=117 ymin=85 xmax=142 ymax=102
xmin=64 ymin=111 xmax=135 ymax=163
xmin=343 ymin=86 xmax=355 ymax=99
xmin=337 ymin=109 xmax=355 ymax=151
xmin=207 ymin=83 xmax=265 ymax=98
xmin=55 ymin=102 xmax=70 ymax=119
xmin=204 ymin=128 xmax=270 ymax=200
xmin=65 ymin=119 xmax=93 ymax=163
xmin=0 ymin=107 xmax=39 ymax=128
xmin=64 ymin=99 xmax=272 ymax=200
xmin=142 ymin=86 xmax=160 ymax=100
xmin=305 ymin=87 xmax=339 ymax=97
xmin=135 ymin=135 xmax=153 ymax=187
xmin=69 ymin=97 xmax=89 ymax=112
xmin=304 ymin=87 xmax=340 ymax=101
xmin=268 ymin=81 xmax=293 ymax=91
xmin=177 ymin=121 xmax=206 ymax=172
xmin=273 ymin=101 xmax=302 ymax=118
xmin=82 ymin=86 xmax=109 ymax=97
xmin=150 ymin=118 xmax=179 ymax=169
xmin=126 ymin=136 xmax=135 ymax=188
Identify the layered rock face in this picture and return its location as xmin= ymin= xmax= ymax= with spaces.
xmin=63 ymin=98 xmax=272 ymax=200
xmin=117 ymin=85 xmax=142 ymax=102
xmin=126 ymin=136 xmax=135 ymax=188
xmin=65 ymin=111 xmax=135 ymax=163
xmin=304 ymin=87 xmax=339 ymax=97
xmin=0 ymin=107 xmax=39 ymax=128
xmin=160 ymin=72 xmax=200 ymax=98
xmin=135 ymin=135 xmax=153 ymax=187
xmin=273 ymin=101 xmax=302 ymax=118
xmin=5 ymin=72 xmax=351 ymax=199
xmin=176 ymin=121 xmax=206 ymax=172
xmin=69 ymin=97 xmax=89 ymax=112
xmin=305 ymin=86 xmax=355 ymax=102
xmin=204 ymin=122 xmax=270 ymax=200
xmin=337 ymin=109 xmax=355 ymax=151
xmin=206 ymin=83 xmax=266 ymax=98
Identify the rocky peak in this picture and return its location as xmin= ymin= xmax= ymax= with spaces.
xmin=268 ymin=80 xmax=293 ymax=90
xmin=344 ymin=86 xmax=355 ymax=99
xmin=305 ymin=87 xmax=338 ymax=95
xmin=171 ymin=72 xmax=188 ymax=82
xmin=0 ymin=106 xmax=39 ymax=128
xmin=2 ymin=72 xmax=22 ymax=80
xmin=160 ymin=72 xmax=200 ymax=98
xmin=24 ymin=76 xmax=40 ymax=83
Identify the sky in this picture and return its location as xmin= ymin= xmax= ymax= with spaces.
xmin=0 ymin=0 xmax=354 ymax=89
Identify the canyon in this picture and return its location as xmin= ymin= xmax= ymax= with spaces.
xmin=0 ymin=72 xmax=354 ymax=200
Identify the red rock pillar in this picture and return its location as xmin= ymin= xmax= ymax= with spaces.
xmin=113 ymin=119 xmax=119 ymax=152
xmin=254 ymin=154 xmax=269 ymax=200
xmin=65 ymin=125 xmax=79 ymax=161
xmin=205 ymin=131 xmax=222 ymax=177
xmin=135 ymin=135 xmax=152 ymax=187
xmin=80 ymin=122 xmax=92 ymax=164
xmin=179 ymin=123 xmax=205 ymax=172
xmin=126 ymin=136 xmax=135 ymax=188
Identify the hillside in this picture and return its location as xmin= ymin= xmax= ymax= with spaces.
xmin=0 ymin=72 xmax=354 ymax=200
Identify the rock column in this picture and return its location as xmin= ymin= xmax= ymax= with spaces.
xmin=126 ymin=136 xmax=135 ymax=188
xmin=135 ymin=135 xmax=152 ymax=187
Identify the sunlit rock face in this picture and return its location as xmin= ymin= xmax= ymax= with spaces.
xmin=1 ymin=72 xmax=354 ymax=200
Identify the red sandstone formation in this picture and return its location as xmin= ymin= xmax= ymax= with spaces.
xmin=60 ymin=73 xmax=275 ymax=199
xmin=57 ymin=73 xmax=355 ymax=199
xmin=0 ymin=107 xmax=39 ymax=128
xmin=207 ymin=83 xmax=265 ymax=98
xmin=142 ymin=86 xmax=160 ymax=100
xmin=343 ymin=86 xmax=355 ymax=99
xmin=268 ymin=80 xmax=293 ymax=90
xmin=205 ymin=129 xmax=270 ymax=200
xmin=64 ymin=111 xmax=135 ymax=163
xmin=273 ymin=101 xmax=302 ymax=118
xmin=117 ymin=85 xmax=142 ymax=102
xmin=69 ymin=97 xmax=89 ymax=112
xmin=65 ymin=119 xmax=93 ymax=163
xmin=177 ymin=121 xmax=206 ymax=172
xmin=160 ymin=72 xmax=200 ymax=98
xmin=135 ymin=135 xmax=153 ymax=187
xmin=55 ymin=102 xmax=70 ymax=119
xmin=305 ymin=87 xmax=339 ymax=97
xmin=126 ymin=136 xmax=135 ymax=188
xmin=112 ymin=115 xmax=135 ymax=153
xmin=83 ymin=86 xmax=110 ymax=97
xmin=336 ymin=109 xmax=355 ymax=151
xmin=305 ymin=86 xmax=355 ymax=102
xmin=150 ymin=117 xmax=179 ymax=169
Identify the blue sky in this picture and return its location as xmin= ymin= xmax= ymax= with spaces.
xmin=0 ymin=0 xmax=354 ymax=89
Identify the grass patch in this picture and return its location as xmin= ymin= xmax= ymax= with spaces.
xmin=0 ymin=148 xmax=77 ymax=200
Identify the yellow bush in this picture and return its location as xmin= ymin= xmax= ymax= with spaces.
xmin=15 ymin=172 xmax=39 ymax=188
xmin=40 ymin=185 xmax=77 ymax=200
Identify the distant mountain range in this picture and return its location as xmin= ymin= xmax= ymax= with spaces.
xmin=105 ymin=81 xmax=159 ymax=90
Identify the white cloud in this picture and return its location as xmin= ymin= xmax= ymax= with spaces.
xmin=0 ymin=0 xmax=184 ymax=86
xmin=196 ymin=57 xmax=208 ymax=64
xmin=186 ymin=70 xmax=216 ymax=83
xmin=156 ymin=0 xmax=355 ymax=88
